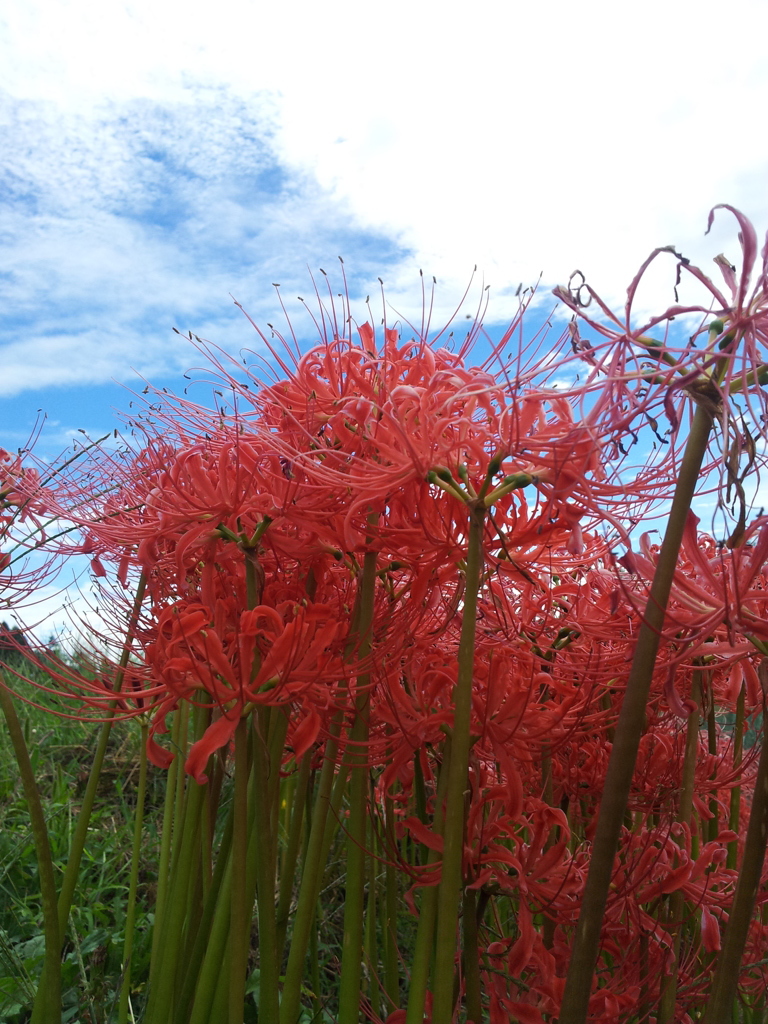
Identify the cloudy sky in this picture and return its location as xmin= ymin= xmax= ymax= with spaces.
xmin=2 ymin=0 xmax=768 ymax=459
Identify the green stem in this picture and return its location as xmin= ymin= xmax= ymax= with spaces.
xmin=280 ymin=716 xmax=344 ymax=1024
xmin=56 ymin=713 xmax=116 ymax=939
xmin=404 ymin=736 xmax=452 ymax=1024
xmin=414 ymin=751 xmax=428 ymax=824
xmin=559 ymin=399 xmax=716 ymax=1024
xmin=276 ymin=748 xmax=312 ymax=958
xmin=188 ymin=872 xmax=232 ymax=1024
xmin=365 ymin=821 xmax=380 ymax=1023
xmin=267 ymin=706 xmax=288 ymax=815
xmin=200 ymin=781 xmax=213 ymax=904
xmin=338 ymin=548 xmax=378 ymax=1024
xmin=431 ymin=504 xmax=486 ymax=1023
xmin=383 ymin=793 xmax=400 ymax=1009
xmin=189 ymin=761 xmax=263 ymax=1024
xmin=309 ymin=902 xmax=322 ymax=1024
xmin=31 ymin=710 xmax=117 ymax=1024
xmin=253 ymin=707 xmax=285 ymax=1023
xmin=208 ymin=946 xmax=232 ymax=1024
xmin=462 ymin=886 xmax=482 ymax=1024
xmin=704 ymin=685 xmax=768 ymax=1022
xmin=145 ymin=716 xmax=207 ymax=1023
xmin=229 ymin=716 xmax=250 ymax=1024
xmin=172 ymin=807 xmax=234 ymax=1024
xmin=316 ymin=753 xmax=353 ymax=875
xmin=148 ymin=706 xmax=183 ymax=993
xmin=0 ymin=684 xmax=61 ymax=1023
xmin=170 ymin=701 xmax=191 ymax=872
xmin=280 ymin=536 xmax=378 ymax=1024
xmin=119 ymin=721 xmax=149 ymax=1024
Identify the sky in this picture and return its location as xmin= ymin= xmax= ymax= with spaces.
xmin=3 ymin=0 xmax=768 ymax=454
xmin=2 ymin=0 xmax=768 ymax=637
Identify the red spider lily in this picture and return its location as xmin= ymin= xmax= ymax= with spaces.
xmin=553 ymin=207 xmax=768 ymax=521
xmin=173 ymin=288 xmax=668 ymax=550
xmin=0 ymin=447 xmax=57 ymax=600
xmin=372 ymin=523 xmax=631 ymax=801
xmin=0 ymin=442 xmax=169 ymax=727
xmin=625 ymin=512 xmax=768 ymax=670
xmin=72 ymin=433 xmax=343 ymax=591
xmin=0 ymin=447 xmax=50 ymax=522
xmin=144 ymin=596 xmax=349 ymax=780
xmin=482 ymin=911 xmax=565 ymax=1024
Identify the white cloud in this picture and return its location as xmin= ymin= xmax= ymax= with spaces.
xmin=2 ymin=0 xmax=768 ymax=403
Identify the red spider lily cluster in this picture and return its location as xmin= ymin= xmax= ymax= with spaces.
xmin=13 ymin=207 xmax=768 ymax=1023
xmin=0 ymin=446 xmax=53 ymax=586
xmin=0 ymin=444 xmax=65 ymax=610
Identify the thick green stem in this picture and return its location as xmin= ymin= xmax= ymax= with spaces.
xmin=189 ymin=766 xmax=266 ymax=1024
xmin=431 ymin=503 xmax=486 ymax=1023
xmin=462 ymin=887 xmax=482 ymax=1024
xmin=338 ymin=548 xmax=378 ymax=1024
xmin=704 ymin=689 xmax=768 ymax=1022
xmin=172 ymin=807 xmax=234 ymax=1024
xmin=405 ymin=739 xmax=451 ymax=1024
xmin=148 ymin=706 xmax=184 ymax=993
xmin=280 ymin=716 xmax=344 ymax=1024
xmin=276 ymin=748 xmax=313 ymax=958
xmin=309 ymin=903 xmax=322 ymax=1024
xmin=317 ymin=754 xmax=353 ymax=870
xmin=252 ymin=707 xmax=285 ymax=1023
xmin=383 ymin=793 xmax=400 ymax=1009
xmin=0 ymin=684 xmax=61 ymax=1023
xmin=145 ymin=744 xmax=206 ymax=1022
xmin=559 ymin=400 xmax=716 ymax=1024
xmin=229 ymin=716 xmax=250 ymax=1024
xmin=118 ymin=721 xmax=149 ymax=1024
xmin=188 ymin=856 xmax=233 ymax=1024
xmin=365 ymin=824 xmax=380 ymax=1023
xmin=208 ymin=949 xmax=233 ymax=1024
xmin=414 ymin=751 xmax=428 ymax=823
xmin=169 ymin=701 xmax=191 ymax=876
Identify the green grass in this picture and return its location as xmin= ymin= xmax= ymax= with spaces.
xmin=0 ymin=656 xmax=161 ymax=1023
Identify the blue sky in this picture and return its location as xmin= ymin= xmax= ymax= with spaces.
xmin=4 ymin=0 xmax=768 ymax=459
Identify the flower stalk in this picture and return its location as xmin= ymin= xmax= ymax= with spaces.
xmin=229 ymin=715 xmax=251 ymax=1024
xmin=0 ymin=682 xmax=61 ymax=1024
xmin=559 ymin=397 xmax=718 ymax=1024
xmin=118 ymin=720 xmax=149 ymax=1024
xmin=338 ymin=547 xmax=378 ymax=1024
xmin=704 ymin=662 xmax=768 ymax=1022
xmin=431 ymin=500 xmax=486 ymax=1023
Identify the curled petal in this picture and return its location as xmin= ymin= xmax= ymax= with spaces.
xmin=290 ymin=709 xmax=321 ymax=761
xmin=185 ymin=711 xmax=240 ymax=784
xmin=701 ymin=904 xmax=721 ymax=953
